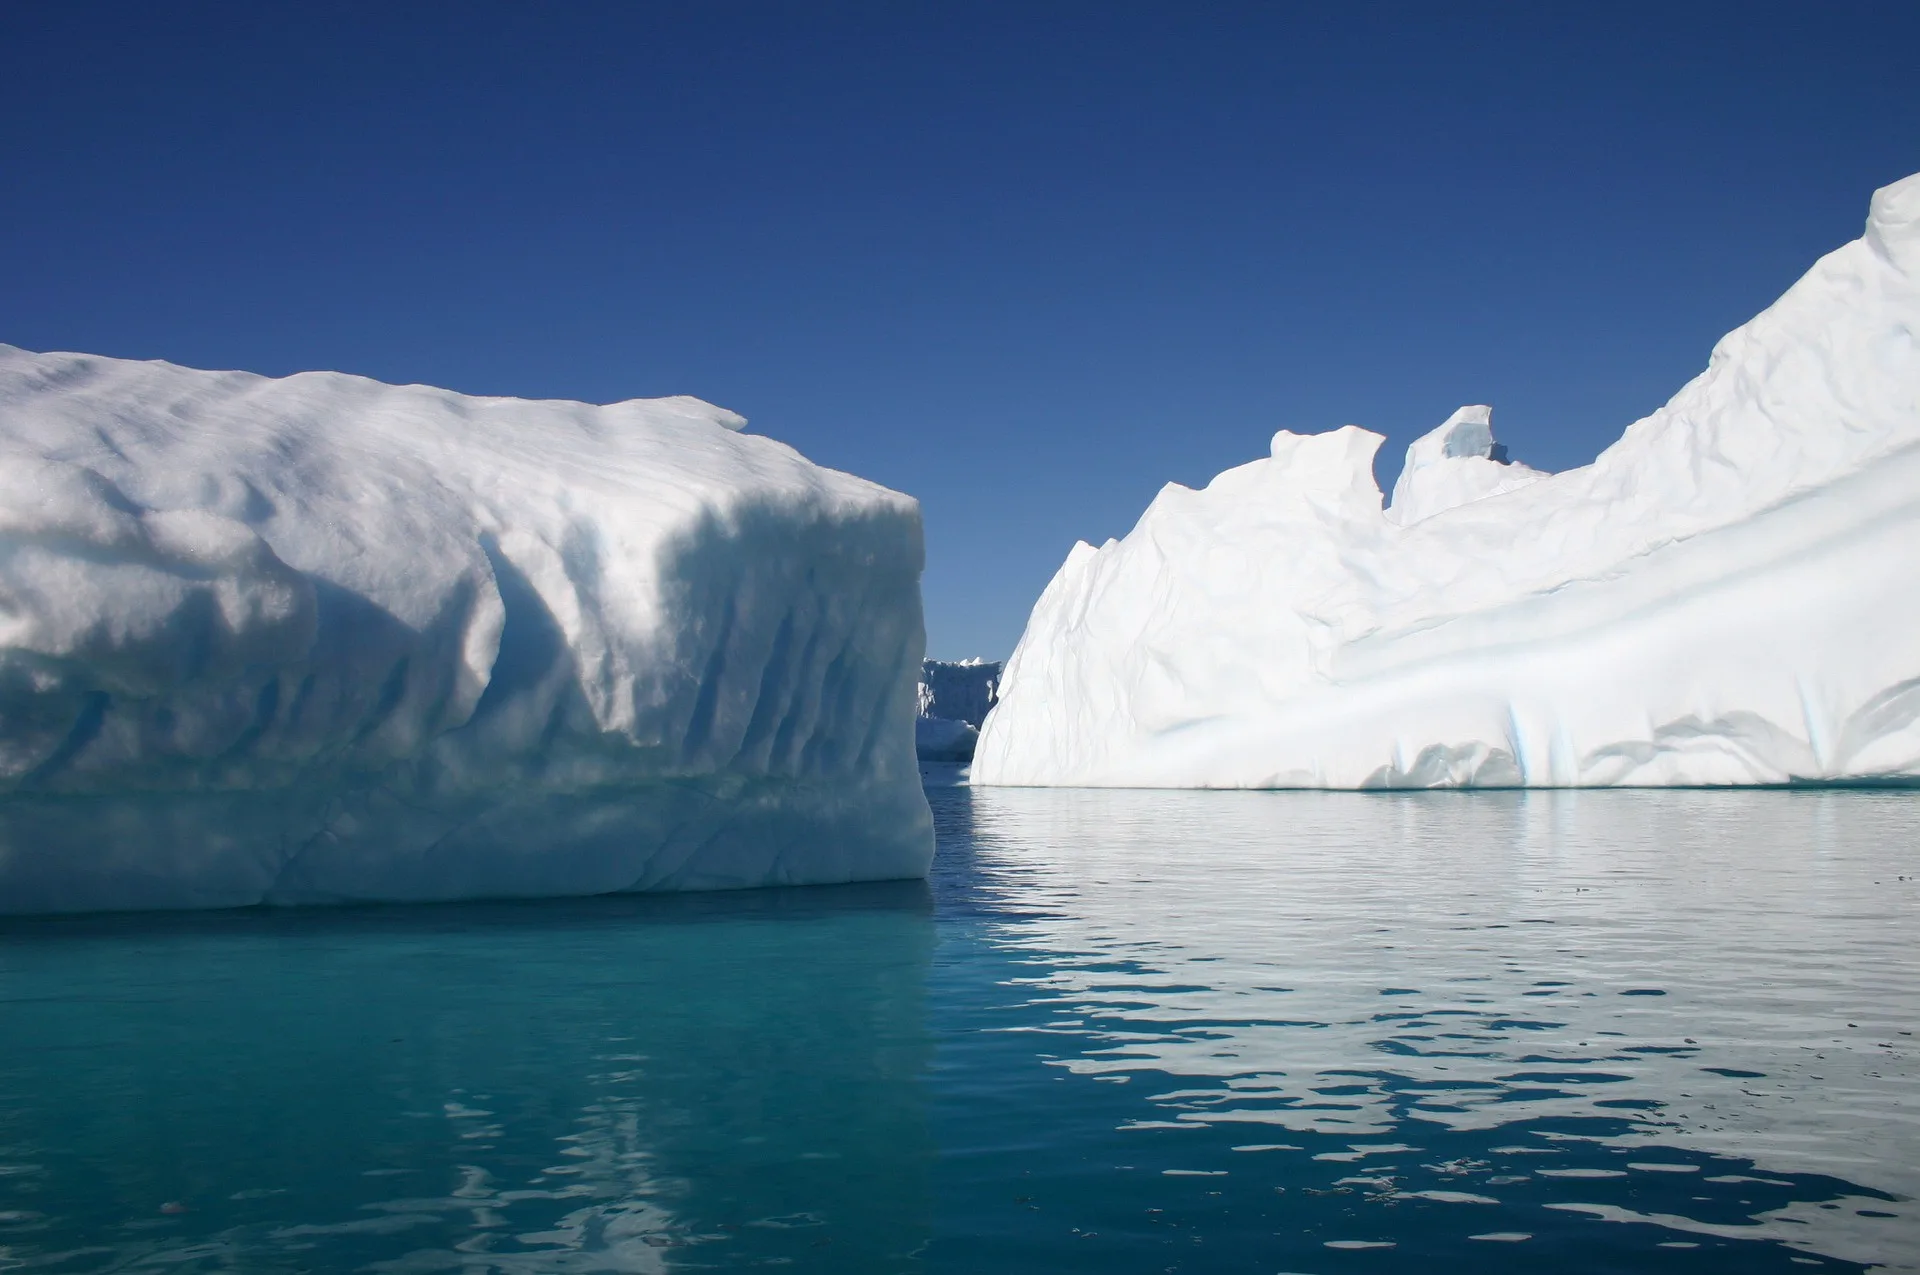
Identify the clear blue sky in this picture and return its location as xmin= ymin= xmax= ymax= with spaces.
xmin=3 ymin=3 xmax=1915 ymax=659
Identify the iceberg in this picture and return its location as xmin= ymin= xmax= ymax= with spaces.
xmin=975 ymin=172 xmax=1920 ymax=789
xmin=0 ymin=346 xmax=932 ymax=913
xmin=915 ymin=657 xmax=1001 ymax=762
xmin=918 ymin=657 xmax=1002 ymax=730
xmin=915 ymin=714 xmax=980 ymax=764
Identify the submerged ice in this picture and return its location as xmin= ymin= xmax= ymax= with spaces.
xmin=0 ymin=348 xmax=932 ymax=913
xmin=975 ymin=172 xmax=1920 ymax=789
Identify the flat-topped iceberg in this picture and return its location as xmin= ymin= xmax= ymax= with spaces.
xmin=0 ymin=347 xmax=931 ymax=913
xmin=975 ymin=172 xmax=1920 ymax=789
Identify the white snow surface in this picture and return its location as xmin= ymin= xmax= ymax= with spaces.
xmin=974 ymin=172 xmax=1920 ymax=789
xmin=0 ymin=347 xmax=932 ymax=912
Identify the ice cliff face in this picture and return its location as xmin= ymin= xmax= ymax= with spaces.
xmin=915 ymin=658 xmax=1001 ymax=762
xmin=975 ymin=171 xmax=1920 ymax=789
xmin=0 ymin=348 xmax=932 ymax=912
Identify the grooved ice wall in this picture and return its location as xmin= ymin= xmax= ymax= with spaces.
xmin=975 ymin=172 xmax=1920 ymax=789
xmin=0 ymin=349 xmax=932 ymax=912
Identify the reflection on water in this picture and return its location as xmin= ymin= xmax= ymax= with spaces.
xmin=0 ymin=887 xmax=935 ymax=1272
xmin=931 ymin=788 xmax=1918 ymax=1272
xmin=0 ymin=788 xmax=1914 ymax=1272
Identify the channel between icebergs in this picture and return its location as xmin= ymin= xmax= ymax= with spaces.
xmin=975 ymin=171 xmax=1920 ymax=789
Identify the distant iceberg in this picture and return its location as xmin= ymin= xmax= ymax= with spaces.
xmin=975 ymin=172 xmax=1920 ymax=789
xmin=0 ymin=347 xmax=932 ymax=912
xmin=915 ymin=658 xmax=1001 ymax=762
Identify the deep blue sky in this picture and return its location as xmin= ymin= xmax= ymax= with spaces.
xmin=3 ymin=3 xmax=1915 ymax=659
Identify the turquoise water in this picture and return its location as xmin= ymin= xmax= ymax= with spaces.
xmin=1 ymin=788 xmax=1915 ymax=1272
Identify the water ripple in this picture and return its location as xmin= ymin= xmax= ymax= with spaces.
xmin=940 ymin=786 xmax=1919 ymax=1270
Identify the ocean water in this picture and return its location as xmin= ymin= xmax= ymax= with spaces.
xmin=0 ymin=788 xmax=1915 ymax=1273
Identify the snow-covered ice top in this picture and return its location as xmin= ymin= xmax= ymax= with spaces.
xmin=0 ymin=348 xmax=932 ymax=912
xmin=975 ymin=171 xmax=1920 ymax=788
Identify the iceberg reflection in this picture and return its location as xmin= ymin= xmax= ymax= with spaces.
xmin=945 ymin=786 xmax=1917 ymax=1269
xmin=0 ymin=885 xmax=936 ymax=1272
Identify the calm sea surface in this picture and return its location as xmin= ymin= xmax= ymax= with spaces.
xmin=0 ymin=788 xmax=1915 ymax=1273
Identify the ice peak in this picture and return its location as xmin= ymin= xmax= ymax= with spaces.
xmin=1867 ymin=171 xmax=1920 ymax=271
xmin=1387 ymin=405 xmax=1546 ymax=526
xmin=606 ymin=394 xmax=747 ymax=432
xmin=1263 ymin=425 xmax=1385 ymax=498
xmin=1417 ymin=405 xmax=1500 ymax=464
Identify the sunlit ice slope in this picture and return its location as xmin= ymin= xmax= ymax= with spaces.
xmin=0 ymin=348 xmax=931 ymax=912
xmin=976 ymin=171 xmax=1920 ymax=789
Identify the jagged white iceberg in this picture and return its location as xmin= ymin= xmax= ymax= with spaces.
xmin=975 ymin=172 xmax=1920 ymax=789
xmin=0 ymin=347 xmax=931 ymax=913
